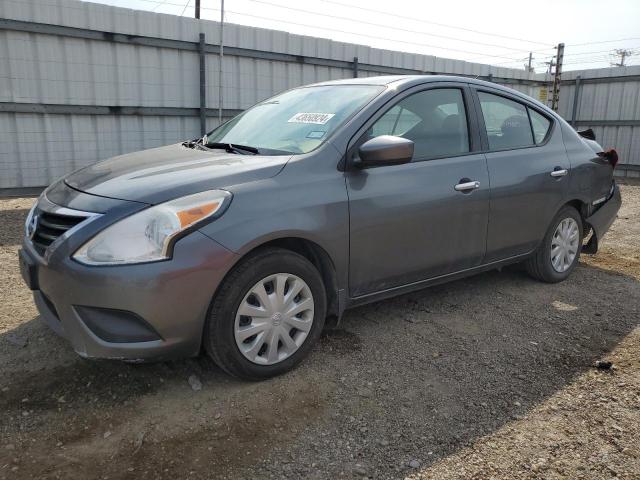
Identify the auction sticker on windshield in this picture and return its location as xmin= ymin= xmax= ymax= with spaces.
xmin=288 ymin=112 xmax=335 ymax=124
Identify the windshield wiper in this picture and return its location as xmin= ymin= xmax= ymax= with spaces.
xmin=182 ymin=139 xmax=210 ymax=151
xmin=205 ymin=142 xmax=259 ymax=155
xmin=183 ymin=139 xmax=260 ymax=155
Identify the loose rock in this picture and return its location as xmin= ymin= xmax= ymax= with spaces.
xmin=188 ymin=375 xmax=203 ymax=391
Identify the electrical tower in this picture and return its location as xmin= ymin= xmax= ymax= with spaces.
xmin=611 ymin=48 xmax=634 ymax=67
xmin=525 ymin=52 xmax=534 ymax=73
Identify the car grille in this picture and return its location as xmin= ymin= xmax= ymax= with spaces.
xmin=30 ymin=209 xmax=88 ymax=256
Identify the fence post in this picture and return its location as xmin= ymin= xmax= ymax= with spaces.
xmin=198 ymin=33 xmax=206 ymax=136
xmin=570 ymin=75 xmax=582 ymax=127
xmin=353 ymin=57 xmax=358 ymax=78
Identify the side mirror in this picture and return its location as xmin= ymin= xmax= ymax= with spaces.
xmin=355 ymin=135 xmax=414 ymax=168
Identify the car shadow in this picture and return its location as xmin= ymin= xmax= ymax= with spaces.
xmin=1 ymin=258 xmax=638 ymax=478
xmin=323 ymin=260 xmax=639 ymax=471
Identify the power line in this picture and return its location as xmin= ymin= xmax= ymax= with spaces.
xmin=490 ymin=56 xmax=535 ymax=66
xmin=117 ymin=0 xmax=640 ymax=59
xmin=563 ymin=57 xmax=620 ymax=65
xmin=119 ymin=0 xmax=548 ymax=63
xmin=151 ymin=0 xmax=170 ymax=11
xmin=318 ymin=0 xmax=552 ymax=47
xmin=465 ymin=48 xmax=554 ymax=63
xmin=570 ymin=37 xmax=640 ymax=47
xmin=128 ymin=0 xmax=195 ymax=7
xmin=99 ymin=0 xmax=640 ymax=69
xmin=179 ymin=0 xmax=191 ymax=16
xmin=214 ymin=8 xmax=535 ymax=61
xmin=563 ymin=47 xmax=640 ymax=57
xmin=240 ymin=0 xmax=552 ymax=54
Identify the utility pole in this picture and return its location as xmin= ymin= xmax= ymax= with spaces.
xmin=544 ymin=59 xmax=555 ymax=74
xmin=527 ymin=52 xmax=533 ymax=72
xmin=550 ymin=43 xmax=564 ymax=112
xmin=195 ymin=0 xmax=200 ymax=19
xmin=543 ymin=58 xmax=555 ymax=108
xmin=611 ymin=48 xmax=634 ymax=67
xmin=218 ymin=0 xmax=224 ymax=124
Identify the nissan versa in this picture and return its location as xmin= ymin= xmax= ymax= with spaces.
xmin=19 ymin=76 xmax=621 ymax=380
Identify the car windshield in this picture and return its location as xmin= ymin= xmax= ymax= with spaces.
xmin=205 ymin=85 xmax=384 ymax=154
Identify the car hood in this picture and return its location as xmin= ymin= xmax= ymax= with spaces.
xmin=64 ymin=143 xmax=291 ymax=204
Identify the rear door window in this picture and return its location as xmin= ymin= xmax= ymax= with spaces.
xmin=367 ymin=88 xmax=470 ymax=160
xmin=528 ymin=108 xmax=552 ymax=144
xmin=478 ymin=92 xmax=534 ymax=150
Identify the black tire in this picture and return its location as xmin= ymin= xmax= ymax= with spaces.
xmin=525 ymin=205 xmax=583 ymax=283
xmin=203 ymin=247 xmax=326 ymax=380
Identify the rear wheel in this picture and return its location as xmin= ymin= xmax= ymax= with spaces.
xmin=204 ymin=247 xmax=326 ymax=380
xmin=525 ymin=206 xmax=583 ymax=283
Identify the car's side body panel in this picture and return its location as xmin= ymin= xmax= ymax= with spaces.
xmin=561 ymin=121 xmax=615 ymax=208
xmin=197 ymin=143 xmax=351 ymax=302
xmin=345 ymin=152 xmax=490 ymax=296
xmin=469 ymin=85 xmax=571 ymax=262
xmin=342 ymin=82 xmax=490 ymax=296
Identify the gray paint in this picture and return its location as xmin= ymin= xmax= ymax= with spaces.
xmin=20 ymin=75 xmax=620 ymax=362
xmin=64 ymin=143 xmax=291 ymax=205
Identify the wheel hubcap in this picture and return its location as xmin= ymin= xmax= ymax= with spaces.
xmin=551 ymin=217 xmax=579 ymax=273
xmin=234 ymin=273 xmax=314 ymax=365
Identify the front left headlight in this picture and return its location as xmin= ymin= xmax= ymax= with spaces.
xmin=73 ymin=189 xmax=232 ymax=265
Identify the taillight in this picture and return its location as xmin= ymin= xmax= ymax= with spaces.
xmin=598 ymin=149 xmax=618 ymax=168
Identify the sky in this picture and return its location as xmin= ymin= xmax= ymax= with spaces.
xmin=82 ymin=0 xmax=640 ymax=72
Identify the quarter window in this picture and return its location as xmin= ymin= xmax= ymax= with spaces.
xmin=528 ymin=108 xmax=551 ymax=144
xmin=367 ymin=88 xmax=470 ymax=160
xmin=478 ymin=92 xmax=534 ymax=150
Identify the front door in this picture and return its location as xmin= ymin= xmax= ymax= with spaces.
xmin=346 ymin=86 xmax=490 ymax=297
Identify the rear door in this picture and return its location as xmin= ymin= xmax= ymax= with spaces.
xmin=472 ymin=88 xmax=570 ymax=262
xmin=346 ymin=83 xmax=490 ymax=297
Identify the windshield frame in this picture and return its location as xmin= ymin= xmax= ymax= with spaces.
xmin=204 ymin=84 xmax=387 ymax=156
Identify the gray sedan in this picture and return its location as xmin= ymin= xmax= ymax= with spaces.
xmin=19 ymin=75 xmax=621 ymax=380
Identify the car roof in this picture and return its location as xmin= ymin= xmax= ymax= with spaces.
xmin=307 ymin=74 xmax=494 ymax=88
xmin=306 ymin=75 xmax=554 ymax=116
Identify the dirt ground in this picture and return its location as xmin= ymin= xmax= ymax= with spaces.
xmin=1 ymin=183 xmax=639 ymax=480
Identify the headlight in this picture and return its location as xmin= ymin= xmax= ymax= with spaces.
xmin=73 ymin=190 xmax=232 ymax=265
xmin=25 ymin=202 xmax=38 ymax=238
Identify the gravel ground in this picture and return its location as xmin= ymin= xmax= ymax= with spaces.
xmin=1 ymin=183 xmax=639 ymax=480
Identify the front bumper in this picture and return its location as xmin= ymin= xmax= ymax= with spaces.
xmin=20 ymin=219 xmax=238 ymax=362
xmin=583 ymin=183 xmax=622 ymax=253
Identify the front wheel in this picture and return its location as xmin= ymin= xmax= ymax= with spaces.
xmin=525 ymin=206 xmax=583 ymax=283
xmin=204 ymin=247 xmax=326 ymax=380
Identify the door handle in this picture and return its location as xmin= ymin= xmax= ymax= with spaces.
xmin=550 ymin=168 xmax=568 ymax=178
xmin=454 ymin=180 xmax=480 ymax=192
